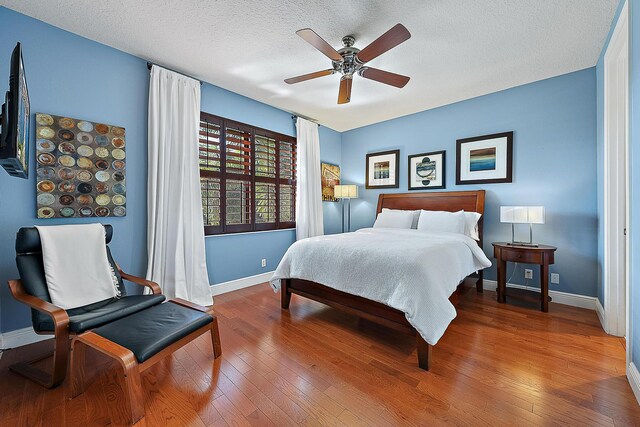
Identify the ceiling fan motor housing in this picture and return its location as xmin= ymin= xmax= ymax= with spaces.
xmin=333 ymin=35 xmax=361 ymax=78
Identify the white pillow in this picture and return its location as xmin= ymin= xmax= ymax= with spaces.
xmin=374 ymin=209 xmax=415 ymax=229
xmin=381 ymin=208 xmax=420 ymax=229
xmin=463 ymin=211 xmax=482 ymax=241
xmin=417 ymin=210 xmax=466 ymax=234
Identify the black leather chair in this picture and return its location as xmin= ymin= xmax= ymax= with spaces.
xmin=7 ymin=225 xmax=166 ymax=388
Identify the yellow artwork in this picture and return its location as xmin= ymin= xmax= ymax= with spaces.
xmin=321 ymin=162 xmax=340 ymax=202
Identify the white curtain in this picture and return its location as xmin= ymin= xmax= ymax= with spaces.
xmin=146 ymin=65 xmax=212 ymax=306
xmin=295 ymin=117 xmax=324 ymax=240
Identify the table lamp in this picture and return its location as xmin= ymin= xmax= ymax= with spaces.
xmin=500 ymin=206 xmax=545 ymax=247
xmin=334 ymin=184 xmax=358 ymax=232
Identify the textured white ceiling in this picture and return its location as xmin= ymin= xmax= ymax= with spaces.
xmin=1 ymin=0 xmax=617 ymax=131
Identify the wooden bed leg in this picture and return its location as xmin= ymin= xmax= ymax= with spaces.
xmin=281 ymin=279 xmax=292 ymax=309
xmin=416 ymin=334 xmax=432 ymax=371
xmin=476 ymin=270 xmax=484 ymax=293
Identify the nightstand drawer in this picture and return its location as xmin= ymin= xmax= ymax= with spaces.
xmin=500 ymin=248 xmax=543 ymax=264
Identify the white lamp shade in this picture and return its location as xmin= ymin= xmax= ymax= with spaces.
xmin=334 ymin=184 xmax=358 ymax=199
xmin=500 ymin=206 xmax=545 ymax=224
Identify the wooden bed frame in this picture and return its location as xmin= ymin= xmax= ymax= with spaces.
xmin=281 ymin=190 xmax=486 ymax=371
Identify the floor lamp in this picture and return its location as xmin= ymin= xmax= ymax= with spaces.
xmin=334 ymin=184 xmax=358 ymax=232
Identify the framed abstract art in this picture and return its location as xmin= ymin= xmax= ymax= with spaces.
xmin=35 ymin=113 xmax=126 ymax=218
xmin=408 ymin=150 xmax=445 ymax=190
xmin=456 ymin=131 xmax=513 ymax=185
xmin=365 ymin=149 xmax=399 ymax=189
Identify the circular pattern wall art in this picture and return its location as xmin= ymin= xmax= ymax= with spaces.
xmin=35 ymin=113 xmax=126 ymax=218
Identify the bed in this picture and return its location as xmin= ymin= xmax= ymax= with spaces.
xmin=271 ymin=190 xmax=489 ymax=370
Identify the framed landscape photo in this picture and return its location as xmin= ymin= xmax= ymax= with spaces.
xmin=366 ymin=149 xmax=400 ymax=189
xmin=408 ymin=150 xmax=445 ymax=190
xmin=456 ymin=131 xmax=513 ymax=185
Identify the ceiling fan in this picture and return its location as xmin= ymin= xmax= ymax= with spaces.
xmin=284 ymin=24 xmax=411 ymax=104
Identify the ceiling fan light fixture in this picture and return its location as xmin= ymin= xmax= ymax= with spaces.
xmin=285 ymin=24 xmax=411 ymax=104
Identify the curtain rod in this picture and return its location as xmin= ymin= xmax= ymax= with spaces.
xmin=146 ymin=61 xmax=203 ymax=85
xmin=146 ymin=62 xmax=318 ymax=123
xmin=291 ymin=114 xmax=321 ymax=127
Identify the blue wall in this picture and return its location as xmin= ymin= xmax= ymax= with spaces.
xmin=0 ymin=7 xmax=341 ymax=333
xmin=0 ymin=8 xmax=150 ymax=333
xmin=200 ymin=83 xmax=342 ymax=282
xmin=0 ymin=5 xmax=625 ymax=348
xmin=341 ymin=69 xmax=598 ymax=297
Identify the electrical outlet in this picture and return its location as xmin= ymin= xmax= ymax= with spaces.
xmin=261 ymin=258 xmax=267 ymax=268
xmin=550 ymin=273 xmax=560 ymax=284
xmin=524 ymin=269 xmax=533 ymax=280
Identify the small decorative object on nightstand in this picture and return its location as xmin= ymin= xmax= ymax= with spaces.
xmin=492 ymin=242 xmax=557 ymax=312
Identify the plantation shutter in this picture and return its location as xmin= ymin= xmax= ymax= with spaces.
xmin=199 ymin=112 xmax=296 ymax=235
xmin=199 ymin=114 xmax=222 ymax=235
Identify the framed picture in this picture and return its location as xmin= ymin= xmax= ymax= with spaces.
xmin=35 ymin=112 xmax=127 ymax=218
xmin=366 ymin=149 xmax=400 ymax=189
xmin=321 ymin=162 xmax=340 ymax=202
xmin=456 ymin=131 xmax=513 ymax=185
xmin=408 ymin=150 xmax=445 ymax=190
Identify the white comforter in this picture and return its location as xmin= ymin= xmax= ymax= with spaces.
xmin=270 ymin=228 xmax=492 ymax=345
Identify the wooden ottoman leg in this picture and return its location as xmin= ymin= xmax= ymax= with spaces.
xmin=70 ymin=338 xmax=87 ymax=398
xmin=121 ymin=358 xmax=144 ymax=425
xmin=73 ymin=333 xmax=145 ymax=425
xmin=210 ymin=316 xmax=222 ymax=358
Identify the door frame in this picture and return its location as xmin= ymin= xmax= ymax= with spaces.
xmin=603 ymin=0 xmax=629 ymax=355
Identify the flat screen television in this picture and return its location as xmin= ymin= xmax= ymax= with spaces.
xmin=0 ymin=42 xmax=30 ymax=178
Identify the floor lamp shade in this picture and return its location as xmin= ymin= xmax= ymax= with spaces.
xmin=334 ymin=185 xmax=358 ymax=199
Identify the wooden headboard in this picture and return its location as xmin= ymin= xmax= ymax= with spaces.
xmin=376 ymin=190 xmax=486 ymax=246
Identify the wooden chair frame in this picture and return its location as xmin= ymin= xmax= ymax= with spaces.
xmin=70 ymin=298 xmax=222 ymax=425
xmin=6 ymin=267 xmax=162 ymax=389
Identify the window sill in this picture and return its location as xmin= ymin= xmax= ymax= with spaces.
xmin=204 ymin=228 xmax=295 ymax=238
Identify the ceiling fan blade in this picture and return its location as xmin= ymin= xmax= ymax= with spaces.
xmin=296 ymin=28 xmax=343 ymax=62
xmin=284 ymin=69 xmax=334 ymax=84
xmin=356 ymin=24 xmax=411 ymax=64
xmin=359 ymin=67 xmax=410 ymax=88
xmin=338 ymin=77 xmax=352 ymax=104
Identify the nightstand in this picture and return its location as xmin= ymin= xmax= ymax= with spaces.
xmin=492 ymin=242 xmax=557 ymax=312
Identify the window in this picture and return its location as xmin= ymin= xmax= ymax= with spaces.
xmin=199 ymin=112 xmax=296 ymax=235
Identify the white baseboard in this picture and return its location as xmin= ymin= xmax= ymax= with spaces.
xmin=0 ymin=275 xmax=599 ymax=349
xmin=595 ymin=298 xmax=607 ymax=332
xmin=210 ymin=271 xmax=274 ymax=296
xmin=483 ymin=279 xmax=597 ymax=310
xmin=628 ymin=362 xmax=640 ymax=405
xmin=0 ymin=326 xmax=51 ymax=350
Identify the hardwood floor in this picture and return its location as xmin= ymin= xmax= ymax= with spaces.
xmin=1 ymin=280 xmax=638 ymax=426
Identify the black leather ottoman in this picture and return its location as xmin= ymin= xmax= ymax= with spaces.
xmin=69 ymin=299 xmax=222 ymax=425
